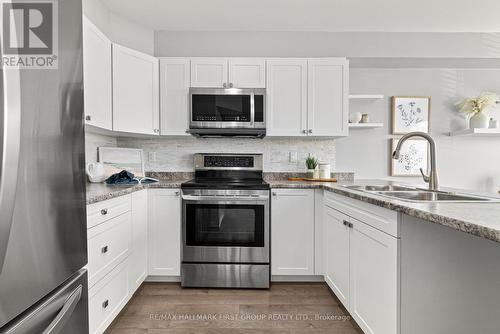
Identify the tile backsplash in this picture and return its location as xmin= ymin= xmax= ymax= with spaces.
xmin=115 ymin=136 xmax=336 ymax=172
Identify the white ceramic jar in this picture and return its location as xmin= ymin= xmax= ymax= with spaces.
xmin=318 ymin=162 xmax=331 ymax=179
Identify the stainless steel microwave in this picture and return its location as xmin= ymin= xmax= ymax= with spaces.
xmin=189 ymin=88 xmax=266 ymax=137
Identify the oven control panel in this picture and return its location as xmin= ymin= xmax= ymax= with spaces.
xmin=204 ymin=156 xmax=254 ymax=168
xmin=194 ymin=153 xmax=263 ymax=171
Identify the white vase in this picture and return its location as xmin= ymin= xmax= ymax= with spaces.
xmin=470 ymin=111 xmax=490 ymax=129
xmin=349 ymin=112 xmax=362 ymax=123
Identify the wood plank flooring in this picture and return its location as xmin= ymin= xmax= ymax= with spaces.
xmin=105 ymin=283 xmax=362 ymax=334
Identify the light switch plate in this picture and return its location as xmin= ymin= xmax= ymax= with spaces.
xmin=289 ymin=151 xmax=298 ymax=164
xmin=148 ymin=151 xmax=157 ymax=162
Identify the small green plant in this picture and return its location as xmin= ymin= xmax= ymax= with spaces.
xmin=305 ymin=155 xmax=318 ymax=170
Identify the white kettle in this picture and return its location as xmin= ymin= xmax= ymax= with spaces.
xmin=86 ymin=162 xmax=107 ymax=183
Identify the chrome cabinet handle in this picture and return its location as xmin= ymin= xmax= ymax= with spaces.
xmin=308 ymin=129 xmax=313 ymax=134
xmin=343 ymin=220 xmax=349 ymax=226
xmin=223 ymin=83 xmax=227 ymax=88
xmin=348 ymin=222 xmax=354 ymax=228
xmin=100 ymin=209 xmax=108 ymax=215
xmin=229 ymin=83 xmax=233 ymax=88
xmin=85 ymin=115 xmax=91 ymax=121
xmin=101 ymin=246 xmax=108 ymax=254
xmin=153 ymin=129 xmax=160 ymax=134
xmin=174 ymin=191 xmax=180 ymax=196
xmin=302 ymin=130 xmax=307 ymax=134
xmin=102 ymin=300 xmax=109 ymax=309
xmin=272 ymin=192 xmax=277 ymax=197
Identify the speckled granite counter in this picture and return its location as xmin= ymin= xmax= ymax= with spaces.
xmin=86 ymin=180 xmax=188 ymax=205
xmin=87 ymin=177 xmax=500 ymax=244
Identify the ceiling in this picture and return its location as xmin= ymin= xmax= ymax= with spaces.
xmin=101 ymin=0 xmax=500 ymax=32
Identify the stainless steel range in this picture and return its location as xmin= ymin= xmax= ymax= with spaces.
xmin=181 ymin=153 xmax=270 ymax=288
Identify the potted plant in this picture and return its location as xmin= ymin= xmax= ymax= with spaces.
xmin=456 ymin=92 xmax=499 ymax=129
xmin=305 ymin=155 xmax=319 ymax=179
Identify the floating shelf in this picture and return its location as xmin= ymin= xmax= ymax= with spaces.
xmin=348 ymin=94 xmax=384 ymax=100
xmin=449 ymin=128 xmax=500 ymax=136
xmin=349 ymin=123 xmax=384 ymax=129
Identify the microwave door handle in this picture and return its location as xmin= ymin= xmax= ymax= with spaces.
xmin=250 ymin=92 xmax=255 ymax=126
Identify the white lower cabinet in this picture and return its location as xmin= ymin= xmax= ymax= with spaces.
xmin=271 ymin=189 xmax=315 ymax=276
xmin=349 ymin=218 xmax=398 ymax=334
xmin=129 ymin=189 xmax=148 ymax=292
xmin=324 ymin=206 xmax=350 ymax=306
xmin=324 ymin=196 xmax=399 ymax=334
xmin=88 ymin=260 xmax=129 ymax=334
xmin=148 ymin=189 xmax=181 ymax=276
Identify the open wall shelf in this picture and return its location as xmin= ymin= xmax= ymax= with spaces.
xmin=348 ymin=94 xmax=384 ymax=100
xmin=449 ymin=128 xmax=500 ymax=137
xmin=349 ymin=123 xmax=384 ymax=129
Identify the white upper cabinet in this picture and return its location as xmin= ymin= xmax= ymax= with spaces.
xmin=266 ymin=59 xmax=308 ymax=136
xmin=307 ymin=59 xmax=349 ymax=136
xmin=190 ymin=58 xmax=266 ymax=88
xmin=271 ymin=189 xmax=315 ymax=276
xmin=228 ymin=58 xmax=266 ymax=88
xmin=112 ymin=44 xmax=159 ymax=135
xmin=266 ymin=58 xmax=348 ymax=137
xmin=83 ymin=17 xmax=112 ymax=130
xmin=190 ymin=58 xmax=228 ymax=87
xmin=159 ymin=58 xmax=190 ymax=136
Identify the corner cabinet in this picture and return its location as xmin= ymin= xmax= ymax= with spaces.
xmin=323 ymin=191 xmax=399 ymax=334
xmin=148 ymin=189 xmax=182 ymax=276
xmin=271 ymin=189 xmax=315 ymax=276
xmin=82 ymin=17 xmax=112 ymax=130
xmin=112 ymin=44 xmax=160 ymax=135
xmin=266 ymin=58 xmax=349 ymax=137
xmin=159 ymin=58 xmax=191 ymax=136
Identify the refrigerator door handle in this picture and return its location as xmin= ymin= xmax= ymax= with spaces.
xmin=42 ymin=285 xmax=82 ymax=334
xmin=0 ymin=67 xmax=22 ymax=274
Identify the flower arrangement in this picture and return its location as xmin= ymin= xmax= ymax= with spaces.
xmin=456 ymin=92 xmax=498 ymax=116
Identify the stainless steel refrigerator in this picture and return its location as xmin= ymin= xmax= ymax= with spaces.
xmin=0 ymin=0 xmax=88 ymax=332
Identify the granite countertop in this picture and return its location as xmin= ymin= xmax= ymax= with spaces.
xmin=86 ymin=177 xmax=500 ymax=244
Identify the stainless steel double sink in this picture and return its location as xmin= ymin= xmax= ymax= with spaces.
xmin=343 ymin=185 xmax=500 ymax=203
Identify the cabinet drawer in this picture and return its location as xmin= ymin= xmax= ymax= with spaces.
xmin=324 ymin=191 xmax=399 ymax=237
xmin=87 ymin=195 xmax=131 ymax=229
xmin=87 ymin=212 xmax=132 ymax=288
xmin=89 ymin=260 xmax=129 ymax=334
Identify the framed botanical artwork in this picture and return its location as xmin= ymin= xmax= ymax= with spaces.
xmin=391 ymin=138 xmax=429 ymax=176
xmin=391 ymin=96 xmax=431 ymax=134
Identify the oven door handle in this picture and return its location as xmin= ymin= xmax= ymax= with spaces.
xmin=181 ymin=195 xmax=269 ymax=201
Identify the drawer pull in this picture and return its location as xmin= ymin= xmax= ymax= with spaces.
xmin=102 ymin=300 xmax=109 ymax=309
xmin=100 ymin=209 xmax=108 ymax=215
xmin=101 ymin=246 xmax=108 ymax=254
xmin=343 ymin=220 xmax=349 ymax=226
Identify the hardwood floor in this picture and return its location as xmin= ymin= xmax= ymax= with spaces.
xmin=105 ymin=282 xmax=362 ymax=334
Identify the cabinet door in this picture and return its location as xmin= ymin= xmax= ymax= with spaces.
xmin=307 ymin=59 xmax=349 ymax=136
xmin=129 ymin=190 xmax=148 ymax=293
xmin=350 ymin=219 xmax=398 ymax=334
xmin=83 ymin=17 xmax=112 ymax=130
xmin=271 ymin=189 xmax=315 ymax=276
xmin=266 ymin=59 xmax=308 ymax=136
xmin=148 ymin=189 xmax=181 ymax=276
xmin=190 ymin=58 xmax=228 ymax=87
xmin=112 ymin=44 xmax=159 ymax=135
xmin=228 ymin=58 xmax=266 ymax=88
xmin=160 ymin=58 xmax=190 ymax=136
xmin=324 ymin=206 xmax=350 ymax=307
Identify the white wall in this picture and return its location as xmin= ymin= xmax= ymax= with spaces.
xmin=154 ymin=31 xmax=500 ymax=58
xmin=337 ymin=68 xmax=500 ymax=193
xmin=83 ymin=0 xmax=154 ymax=54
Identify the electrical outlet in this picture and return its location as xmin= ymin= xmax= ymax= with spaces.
xmin=289 ymin=151 xmax=298 ymax=164
xmin=148 ymin=152 xmax=157 ymax=162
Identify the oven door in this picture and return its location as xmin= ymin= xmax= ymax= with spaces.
xmin=182 ymin=189 xmax=269 ymax=264
xmin=189 ymin=88 xmax=265 ymax=129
